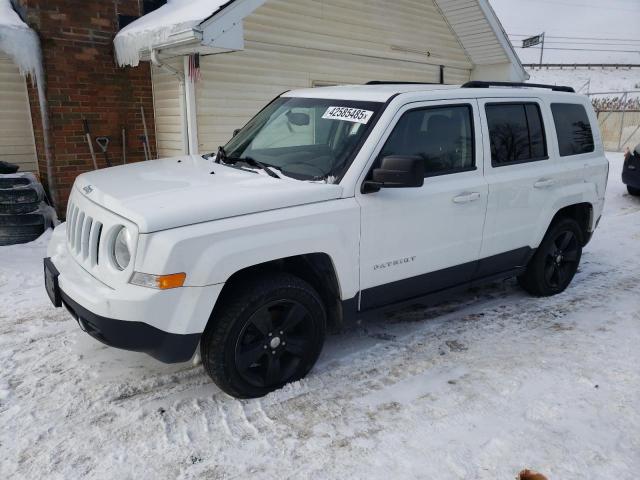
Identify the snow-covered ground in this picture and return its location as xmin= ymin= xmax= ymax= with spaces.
xmin=1 ymin=153 xmax=639 ymax=479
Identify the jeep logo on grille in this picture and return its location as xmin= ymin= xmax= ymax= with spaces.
xmin=83 ymin=185 xmax=94 ymax=195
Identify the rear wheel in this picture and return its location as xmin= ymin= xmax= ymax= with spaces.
xmin=627 ymin=185 xmax=640 ymax=196
xmin=518 ymin=218 xmax=583 ymax=297
xmin=201 ymin=272 xmax=326 ymax=398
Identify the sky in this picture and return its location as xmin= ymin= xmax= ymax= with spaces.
xmin=488 ymin=0 xmax=640 ymax=65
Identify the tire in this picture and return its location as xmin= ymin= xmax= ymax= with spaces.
xmin=0 ymin=213 xmax=45 ymax=246
xmin=0 ymin=177 xmax=31 ymax=189
xmin=0 ymin=202 xmax=40 ymax=214
xmin=0 ymin=184 xmax=44 ymax=214
xmin=518 ymin=217 xmax=583 ymax=297
xmin=0 ymin=185 xmax=43 ymax=204
xmin=201 ymin=272 xmax=327 ymax=399
xmin=627 ymin=185 xmax=640 ymax=196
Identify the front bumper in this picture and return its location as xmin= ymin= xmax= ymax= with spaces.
xmin=58 ymin=285 xmax=200 ymax=363
xmin=46 ymin=223 xmax=223 ymax=363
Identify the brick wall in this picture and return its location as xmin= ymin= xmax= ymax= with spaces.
xmin=19 ymin=0 xmax=157 ymax=216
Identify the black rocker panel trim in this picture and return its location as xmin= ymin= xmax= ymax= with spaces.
xmin=60 ymin=291 xmax=201 ymax=364
xmin=359 ymin=247 xmax=534 ymax=311
xmin=361 ymin=262 xmax=476 ymax=310
xmin=474 ymin=246 xmax=533 ymax=279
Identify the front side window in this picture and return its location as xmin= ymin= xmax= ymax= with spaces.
xmin=378 ymin=105 xmax=475 ymax=177
xmin=486 ymin=103 xmax=548 ymax=166
xmin=551 ymin=103 xmax=595 ymax=156
xmin=224 ymin=98 xmax=382 ymax=181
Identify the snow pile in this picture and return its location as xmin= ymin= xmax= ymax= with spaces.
xmin=114 ymin=0 xmax=232 ymax=67
xmin=517 ymin=46 xmax=640 ymax=66
xmin=0 ymin=0 xmax=41 ymax=79
xmin=528 ymin=67 xmax=640 ymax=96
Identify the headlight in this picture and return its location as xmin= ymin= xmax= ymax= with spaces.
xmin=113 ymin=227 xmax=132 ymax=271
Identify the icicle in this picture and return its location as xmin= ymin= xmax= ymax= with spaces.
xmin=0 ymin=0 xmax=57 ymax=207
xmin=0 ymin=0 xmax=41 ymax=79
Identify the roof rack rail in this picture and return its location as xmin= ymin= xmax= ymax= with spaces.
xmin=461 ymin=81 xmax=575 ymax=93
xmin=366 ymin=81 xmax=439 ymax=85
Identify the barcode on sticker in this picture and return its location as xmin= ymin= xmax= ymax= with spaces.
xmin=322 ymin=106 xmax=374 ymax=124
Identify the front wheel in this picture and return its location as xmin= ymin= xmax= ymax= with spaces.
xmin=627 ymin=185 xmax=640 ymax=196
xmin=518 ymin=218 xmax=583 ymax=297
xmin=201 ymin=272 xmax=326 ymax=398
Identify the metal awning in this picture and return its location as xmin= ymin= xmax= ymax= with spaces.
xmin=114 ymin=0 xmax=266 ymax=67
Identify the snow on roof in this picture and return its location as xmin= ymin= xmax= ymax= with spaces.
xmin=0 ymin=0 xmax=41 ymax=78
xmin=114 ymin=0 xmax=233 ymax=67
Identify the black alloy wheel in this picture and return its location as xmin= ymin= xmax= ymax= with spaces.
xmin=518 ymin=217 xmax=583 ymax=296
xmin=542 ymin=230 xmax=580 ymax=289
xmin=201 ymin=272 xmax=326 ymax=398
xmin=234 ymin=299 xmax=318 ymax=388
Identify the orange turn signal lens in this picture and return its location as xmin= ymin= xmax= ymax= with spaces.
xmin=130 ymin=272 xmax=187 ymax=290
xmin=157 ymin=273 xmax=187 ymax=290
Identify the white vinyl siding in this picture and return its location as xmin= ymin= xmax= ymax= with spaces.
xmin=151 ymin=58 xmax=186 ymax=158
xmin=0 ymin=54 xmax=37 ymax=172
xmin=194 ymin=0 xmax=473 ymax=152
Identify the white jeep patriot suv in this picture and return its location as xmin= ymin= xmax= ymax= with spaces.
xmin=45 ymin=81 xmax=608 ymax=398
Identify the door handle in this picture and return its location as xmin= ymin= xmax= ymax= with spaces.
xmin=453 ymin=192 xmax=481 ymax=204
xmin=534 ymin=178 xmax=557 ymax=189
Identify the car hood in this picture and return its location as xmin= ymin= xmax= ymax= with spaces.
xmin=74 ymin=156 xmax=343 ymax=233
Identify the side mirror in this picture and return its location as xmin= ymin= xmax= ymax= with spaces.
xmin=232 ymin=128 xmax=241 ymax=137
xmin=363 ymin=156 xmax=424 ymax=193
xmin=286 ymin=111 xmax=310 ymax=127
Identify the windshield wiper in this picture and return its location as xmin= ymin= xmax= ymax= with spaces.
xmin=202 ymin=146 xmax=227 ymax=161
xmin=213 ymin=146 xmax=227 ymax=164
xmin=230 ymin=156 xmax=281 ymax=179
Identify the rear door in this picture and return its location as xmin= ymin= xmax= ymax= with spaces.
xmin=477 ymin=98 xmax=564 ymax=276
xmin=357 ymin=99 xmax=488 ymax=310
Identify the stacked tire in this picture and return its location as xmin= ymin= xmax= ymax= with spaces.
xmin=0 ymin=171 xmax=56 ymax=246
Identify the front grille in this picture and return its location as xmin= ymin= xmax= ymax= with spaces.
xmin=64 ymin=184 xmax=137 ymax=288
xmin=66 ymin=200 xmax=103 ymax=267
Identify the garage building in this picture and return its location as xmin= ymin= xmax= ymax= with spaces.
xmin=115 ymin=0 xmax=527 ymax=158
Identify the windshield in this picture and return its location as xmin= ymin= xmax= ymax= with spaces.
xmin=223 ymin=97 xmax=383 ymax=181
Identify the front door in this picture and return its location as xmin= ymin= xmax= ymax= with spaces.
xmin=357 ymin=99 xmax=488 ymax=310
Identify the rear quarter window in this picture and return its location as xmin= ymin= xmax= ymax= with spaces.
xmin=551 ymin=103 xmax=595 ymax=156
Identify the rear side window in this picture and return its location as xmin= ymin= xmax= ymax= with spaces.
xmin=486 ymin=103 xmax=547 ymax=166
xmin=551 ymin=103 xmax=595 ymax=156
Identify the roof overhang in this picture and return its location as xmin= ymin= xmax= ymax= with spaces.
xmin=434 ymin=0 xmax=528 ymax=81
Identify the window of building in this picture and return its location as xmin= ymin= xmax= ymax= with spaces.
xmin=551 ymin=103 xmax=595 ymax=156
xmin=378 ymin=105 xmax=475 ymax=177
xmin=486 ymin=103 xmax=548 ymax=166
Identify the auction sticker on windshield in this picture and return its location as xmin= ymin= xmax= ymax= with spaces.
xmin=322 ymin=106 xmax=374 ymax=124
